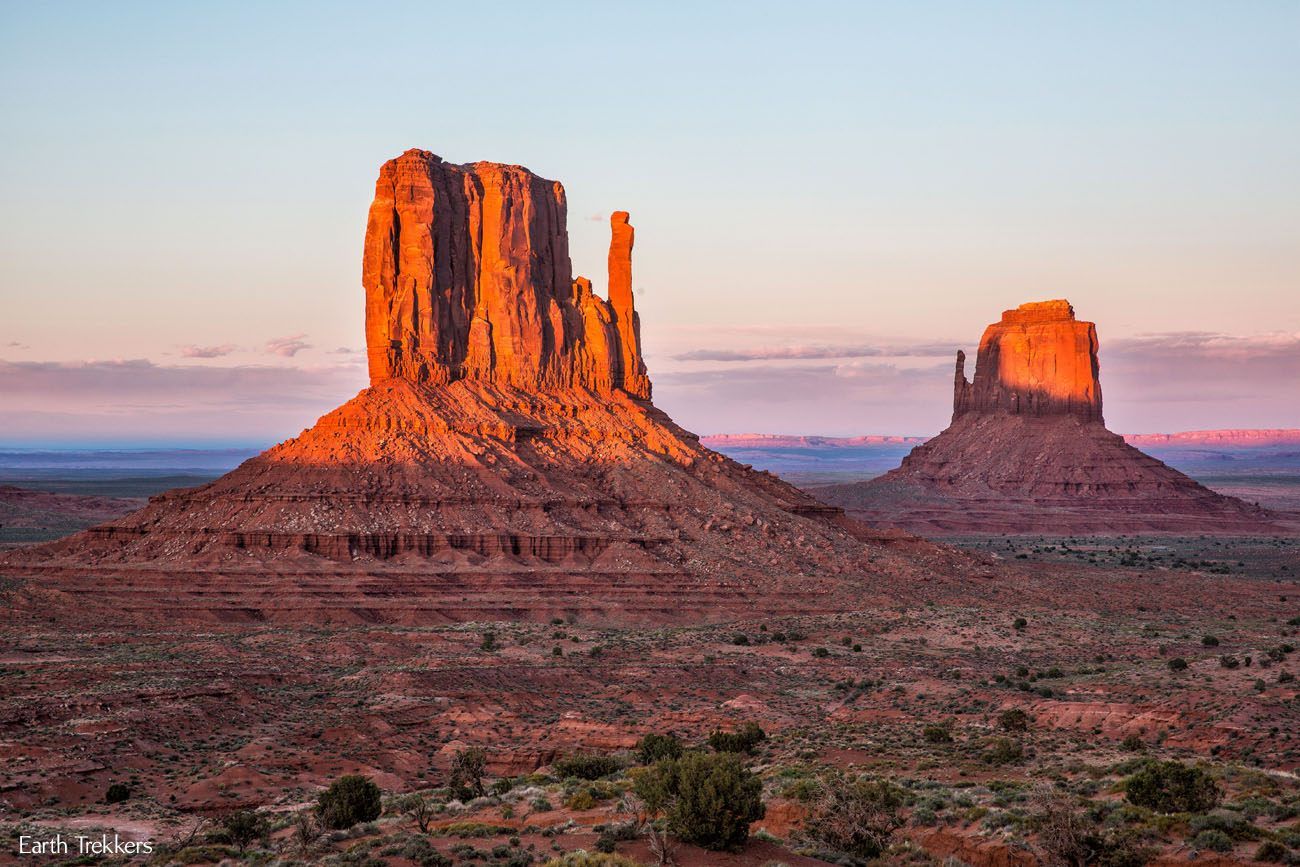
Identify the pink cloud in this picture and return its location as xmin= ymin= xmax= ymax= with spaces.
xmin=0 ymin=358 xmax=367 ymax=444
xmin=265 ymin=333 xmax=311 ymax=357
xmin=180 ymin=343 xmax=237 ymax=358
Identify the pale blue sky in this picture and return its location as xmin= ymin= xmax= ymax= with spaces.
xmin=1 ymin=2 xmax=1297 ymax=444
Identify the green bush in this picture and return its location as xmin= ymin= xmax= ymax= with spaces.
xmin=982 ymin=737 xmax=1024 ymax=765
xmin=1255 ymin=840 xmax=1287 ymax=862
xmin=922 ymin=723 xmax=953 ymax=744
xmin=1191 ymin=829 xmax=1233 ymax=853
xmin=1168 ymin=657 xmax=1189 ymax=672
xmin=998 ymin=708 xmax=1030 ymax=731
xmin=221 ymin=810 xmax=269 ymax=852
xmin=707 ymin=721 xmax=766 ymax=754
xmin=632 ymin=752 xmax=764 ymax=851
xmin=105 ymin=783 xmax=131 ymax=804
xmin=317 ymin=774 xmax=383 ymax=829
xmin=552 ymin=753 xmax=622 ymax=780
xmin=1202 ymin=635 xmax=1220 ymax=647
xmin=1124 ymin=761 xmax=1220 ymax=814
xmin=635 ymin=733 xmax=683 ymax=765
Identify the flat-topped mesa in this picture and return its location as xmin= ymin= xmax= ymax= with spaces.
xmin=952 ymin=299 xmax=1103 ymax=423
xmin=362 ymin=149 xmax=651 ymax=398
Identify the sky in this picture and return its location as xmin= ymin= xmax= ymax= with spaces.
xmin=1 ymin=1 xmax=1297 ymax=446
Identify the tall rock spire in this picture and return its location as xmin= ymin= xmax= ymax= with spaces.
xmin=607 ymin=211 xmax=651 ymax=399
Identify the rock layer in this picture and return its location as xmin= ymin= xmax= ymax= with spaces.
xmin=0 ymin=149 xmax=967 ymax=625
xmin=818 ymin=300 xmax=1283 ymax=535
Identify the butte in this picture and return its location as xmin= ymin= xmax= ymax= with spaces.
xmin=1 ymin=149 xmax=964 ymax=625
xmin=816 ymin=300 xmax=1283 ymax=535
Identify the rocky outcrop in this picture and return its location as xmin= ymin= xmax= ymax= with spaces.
xmin=363 ymin=150 xmax=649 ymax=398
xmin=0 ymin=148 xmax=966 ymax=625
xmin=953 ymin=300 xmax=1102 ymax=422
xmin=817 ymin=299 xmax=1284 ymax=535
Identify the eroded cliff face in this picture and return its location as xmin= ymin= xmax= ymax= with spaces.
xmin=953 ymin=300 xmax=1102 ymax=423
xmin=363 ymin=150 xmax=650 ymax=399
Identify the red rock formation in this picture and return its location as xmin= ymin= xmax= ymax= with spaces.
xmin=818 ymin=300 xmax=1284 ymax=535
xmin=607 ymin=211 xmax=650 ymax=399
xmin=363 ymin=150 xmax=649 ymax=398
xmin=954 ymin=300 xmax=1102 ymax=423
xmin=0 ymin=149 xmax=967 ymax=625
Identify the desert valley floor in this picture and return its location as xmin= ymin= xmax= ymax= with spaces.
xmin=1 ymin=447 xmax=1298 ymax=866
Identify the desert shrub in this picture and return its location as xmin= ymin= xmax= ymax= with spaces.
xmin=1168 ymin=657 xmax=1189 ymax=672
xmin=632 ymin=752 xmax=764 ymax=851
xmin=1202 ymin=635 xmax=1220 ymax=647
xmin=398 ymin=792 xmax=435 ymax=833
xmin=1191 ymin=829 xmax=1233 ymax=853
xmin=732 ymin=633 xmax=749 ymax=646
xmin=1220 ymin=655 xmax=1241 ymax=669
xmin=983 ymin=737 xmax=1024 ymax=765
xmin=812 ymin=646 xmax=830 ymax=658
xmin=1032 ymin=787 xmax=1154 ymax=867
xmin=450 ymin=747 xmax=487 ymax=799
xmin=318 ymin=775 xmax=383 ymax=829
xmin=1124 ymin=761 xmax=1220 ymax=814
xmin=1014 ymin=617 xmax=1028 ymax=630
xmin=803 ymin=776 xmax=905 ymax=860
xmin=707 ymin=721 xmax=766 ymax=754
xmin=105 ymin=783 xmax=131 ymax=804
xmin=543 ymin=854 xmax=641 ymax=867
xmin=993 ymin=698 xmax=1026 ymax=724
xmin=635 ymin=733 xmax=683 ymax=765
xmin=480 ymin=630 xmax=498 ymax=651
xmin=553 ymin=753 xmax=621 ymax=780
xmin=221 ymin=809 xmax=269 ymax=852
xmin=923 ymin=723 xmax=953 ymax=743
xmin=1255 ymin=840 xmax=1287 ymax=862
xmin=1121 ymin=733 xmax=1146 ymax=752
xmin=400 ymin=836 xmax=452 ymax=866
xmin=565 ymin=789 xmax=596 ymax=810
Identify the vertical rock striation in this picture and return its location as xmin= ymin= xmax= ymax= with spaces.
xmin=363 ymin=149 xmax=650 ymax=398
xmin=952 ymin=300 xmax=1102 ymax=423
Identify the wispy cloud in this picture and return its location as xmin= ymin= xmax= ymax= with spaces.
xmin=673 ymin=342 xmax=956 ymax=362
xmin=266 ymin=333 xmax=311 ymax=357
xmin=0 ymin=358 xmax=367 ymax=443
xmin=180 ymin=343 xmax=237 ymax=359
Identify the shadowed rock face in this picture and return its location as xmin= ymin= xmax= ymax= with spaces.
xmin=952 ymin=300 xmax=1102 ymax=423
xmin=363 ymin=150 xmax=650 ymax=399
xmin=819 ymin=299 xmax=1282 ymax=535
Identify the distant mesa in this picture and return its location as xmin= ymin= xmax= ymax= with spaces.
xmin=951 ymin=300 xmax=1102 ymax=423
xmin=0 ymin=149 xmax=957 ymax=626
xmin=816 ymin=300 xmax=1287 ymax=535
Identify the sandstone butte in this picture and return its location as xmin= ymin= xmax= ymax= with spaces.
xmin=817 ymin=300 xmax=1287 ymax=535
xmin=0 ymin=149 xmax=975 ymax=626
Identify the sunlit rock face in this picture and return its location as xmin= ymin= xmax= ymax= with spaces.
xmin=819 ymin=299 xmax=1281 ymax=535
xmin=363 ymin=150 xmax=650 ymax=399
xmin=953 ymin=300 xmax=1102 ymax=423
